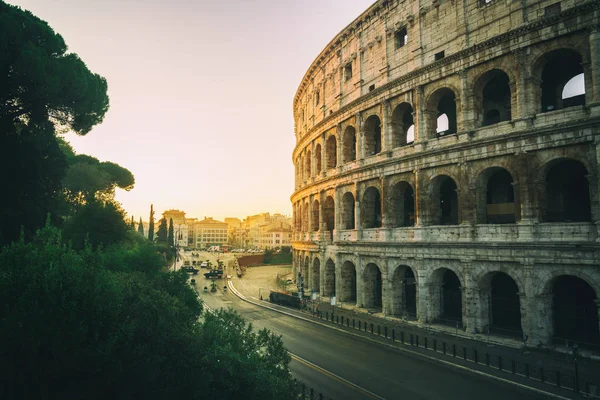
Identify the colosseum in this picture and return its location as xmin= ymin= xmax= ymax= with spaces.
xmin=291 ymin=0 xmax=600 ymax=348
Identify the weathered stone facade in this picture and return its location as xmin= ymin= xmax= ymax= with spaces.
xmin=291 ymin=0 xmax=600 ymax=347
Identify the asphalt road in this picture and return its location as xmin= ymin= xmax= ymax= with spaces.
xmin=197 ymin=276 xmax=561 ymax=400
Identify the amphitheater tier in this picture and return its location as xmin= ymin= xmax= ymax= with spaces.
xmin=290 ymin=0 xmax=600 ymax=347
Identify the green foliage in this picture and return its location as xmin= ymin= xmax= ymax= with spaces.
xmin=130 ymin=216 xmax=135 ymax=229
xmin=0 ymin=225 xmax=295 ymax=399
xmin=0 ymin=1 xmax=109 ymax=134
xmin=156 ymin=217 xmax=168 ymax=244
xmin=148 ymin=204 xmax=155 ymax=242
xmin=62 ymin=200 xmax=129 ymax=250
xmin=138 ymin=217 xmax=144 ymax=235
xmin=262 ymin=248 xmax=292 ymax=265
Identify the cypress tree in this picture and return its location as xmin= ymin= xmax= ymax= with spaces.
xmin=138 ymin=217 xmax=144 ymax=235
xmin=129 ymin=216 xmax=135 ymax=230
xmin=148 ymin=204 xmax=155 ymax=242
xmin=157 ymin=217 xmax=168 ymax=244
xmin=168 ymin=218 xmax=174 ymax=248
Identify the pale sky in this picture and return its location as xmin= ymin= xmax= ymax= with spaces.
xmin=7 ymin=0 xmax=374 ymax=221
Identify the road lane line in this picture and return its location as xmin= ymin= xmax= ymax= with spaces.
xmin=289 ymin=352 xmax=386 ymax=400
xmin=226 ymin=280 xmax=576 ymax=400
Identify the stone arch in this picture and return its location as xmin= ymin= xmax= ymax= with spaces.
xmin=532 ymin=48 xmax=586 ymax=112
xmin=326 ymin=135 xmax=337 ymax=169
xmin=302 ymin=201 xmax=309 ymax=232
xmin=388 ymin=181 xmax=415 ymax=228
xmin=362 ymin=186 xmax=382 ymax=228
xmin=341 ymin=192 xmax=356 ymax=229
xmin=362 ymin=262 xmax=383 ymax=309
xmin=479 ymin=271 xmax=523 ymax=336
xmin=543 ymin=274 xmax=600 ymax=345
xmin=340 ymin=260 xmax=357 ymax=304
xmin=426 ymin=87 xmax=458 ymax=137
xmin=430 ymin=267 xmax=463 ymax=326
xmin=475 ymin=167 xmax=518 ymax=224
xmin=430 ymin=175 xmax=459 ymax=225
xmin=391 ymin=102 xmax=415 ymax=147
xmin=363 ymin=114 xmax=382 ymax=156
xmin=301 ymin=255 xmax=310 ymax=287
xmin=390 ymin=265 xmax=417 ymax=318
xmin=473 ymin=68 xmax=513 ymax=126
xmin=342 ymin=125 xmax=357 ymax=163
xmin=324 ymin=258 xmax=336 ymax=296
xmin=305 ymin=150 xmax=312 ymax=178
xmin=314 ymin=144 xmax=322 ymax=175
xmin=311 ymin=199 xmax=320 ymax=232
xmin=323 ymin=196 xmax=335 ymax=232
xmin=541 ymin=158 xmax=591 ymax=222
xmin=311 ymin=258 xmax=321 ymax=293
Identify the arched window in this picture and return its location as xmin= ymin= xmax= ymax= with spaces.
xmin=540 ymin=49 xmax=585 ymax=112
xmin=391 ymin=103 xmax=415 ymax=147
xmin=305 ymin=150 xmax=311 ymax=178
xmin=433 ymin=89 xmax=457 ymax=136
xmin=431 ymin=175 xmax=458 ymax=225
xmin=362 ymin=187 xmax=382 ymax=228
xmin=476 ymin=69 xmax=511 ymax=126
xmin=389 ymin=181 xmax=415 ymax=227
xmin=544 ymin=159 xmax=590 ymax=222
xmin=341 ymin=192 xmax=355 ymax=230
xmin=312 ymin=200 xmax=320 ymax=232
xmin=363 ymin=115 xmax=382 ymax=156
xmin=326 ymin=135 xmax=337 ymax=169
xmin=324 ymin=196 xmax=335 ymax=231
xmin=342 ymin=126 xmax=357 ymax=163
xmin=314 ymin=144 xmax=322 ymax=175
xmin=478 ymin=168 xmax=517 ymax=224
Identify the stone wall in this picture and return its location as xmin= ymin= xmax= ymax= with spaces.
xmin=291 ymin=0 xmax=600 ymax=346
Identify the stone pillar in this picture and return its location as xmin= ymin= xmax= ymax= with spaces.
xmin=355 ymin=200 xmax=362 ymax=232
xmin=382 ymin=100 xmax=392 ymax=153
xmin=596 ymin=300 xmax=600 ymax=337
xmin=514 ymin=49 xmax=536 ymax=119
xmin=355 ymin=255 xmax=364 ymax=307
xmin=380 ymin=176 xmax=387 ymax=228
xmin=587 ymin=27 xmax=600 ymax=105
xmin=382 ymin=276 xmax=392 ymax=317
xmin=532 ymin=294 xmax=553 ymax=346
xmin=355 ymin=112 xmax=364 ymax=160
xmin=336 ymin=124 xmax=343 ymax=168
xmin=415 ymin=86 xmax=426 ymax=143
xmin=591 ymin=139 xmax=600 ymax=238
xmin=459 ymin=69 xmax=475 ymax=131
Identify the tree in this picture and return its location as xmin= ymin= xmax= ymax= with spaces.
xmin=62 ymin=200 xmax=129 ymax=250
xmin=0 ymin=2 xmax=109 ymax=245
xmin=168 ymin=218 xmax=174 ymax=248
xmin=148 ymin=204 xmax=155 ymax=242
xmin=130 ymin=216 xmax=135 ymax=230
xmin=137 ymin=217 xmax=144 ymax=236
xmin=156 ymin=217 xmax=168 ymax=244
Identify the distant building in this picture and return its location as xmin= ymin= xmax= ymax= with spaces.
xmin=195 ymin=217 xmax=228 ymax=249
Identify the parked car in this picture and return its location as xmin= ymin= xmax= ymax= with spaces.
xmin=200 ymin=262 xmax=209 ymax=269
xmin=204 ymin=269 xmax=223 ymax=279
xmin=182 ymin=265 xmax=199 ymax=274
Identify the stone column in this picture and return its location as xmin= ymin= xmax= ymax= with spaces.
xmin=382 ymin=100 xmax=392 ymax=153
xmin=382 ymin=277 xmax=392 ymax=317
xmin=415 ymin=86 xmax=426 ymax=143
xmin=355 ymin=199 xmax=362 ymax=233
xmin=459 ymin=69 xmax=475 ymax=131
xmin=355 ymin=255 xmax=364 ymax=307
xmin=596 ymin=300 xmax=600 ymax=337
xmin=355 ymin=112 xmax=364 ymax=160
xmin=587 ymin=27 xmax=600 ymax=105
xmin=336 ymin=123 xmax=343 ymax=168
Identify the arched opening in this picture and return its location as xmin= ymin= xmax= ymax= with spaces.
xmin=551 ymin=276 xmax=599 ymax=345
xmin=305 ymin=150 xmax=312 ymax=178
xmin=432 ymin=268 xmax=463 ymax=326
xmin=324 ymin=259 xmax=336 ymax=297
xmin=342 ymin=126 xmax=357 ymax=163
xmin=311 ymin=199 xmax=320 ymax=232
xmin=315 ymin=144 xmax=322 ymax=175
xmin=544 ymin=159 xmax=591 ymax=222
xmin=432 ymin=176 xmax=458 ymax=225
xmin=483 ymin=272 xmax=522 ymax=336
xmin=362 ymin=187 xmax=382 ymax=228
xmin=326 ymin=135 xmax=337 ymax=169
xmin=311 ymin=258 xmax=321 ymax=293
xmin=341 ymin=261 xmax=357 ymax=304
xmin=341 ymin=192 xmax=355 ymax=230
xmin=302 ymin=202 xmax=309 ymax=232
xmin=540 ymin=49 xmax=585 ymax=112
xmin=433 ymin=88 xmax=457 ymax=136
xmin=484 ymin=168 xmax=516 ymax=224
xmin=389 ymin=181 xmax=415 ymax=227
xmin=363 ymin=115 xmax=382 ymax=156
xmin=391 ymin=266 xmax=417 ymax=318
xmin=363 ymin=263 xmax=383 ymax=309
xmin=324 ymin=196 xmax=335 ymax=232
xmin=476 ymin=69 xmax=512 ymax=126
xmin=302 ymin=256 xmax=310 ymax=286
xmin=391 ymin=103 xmax=415 ymax=147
